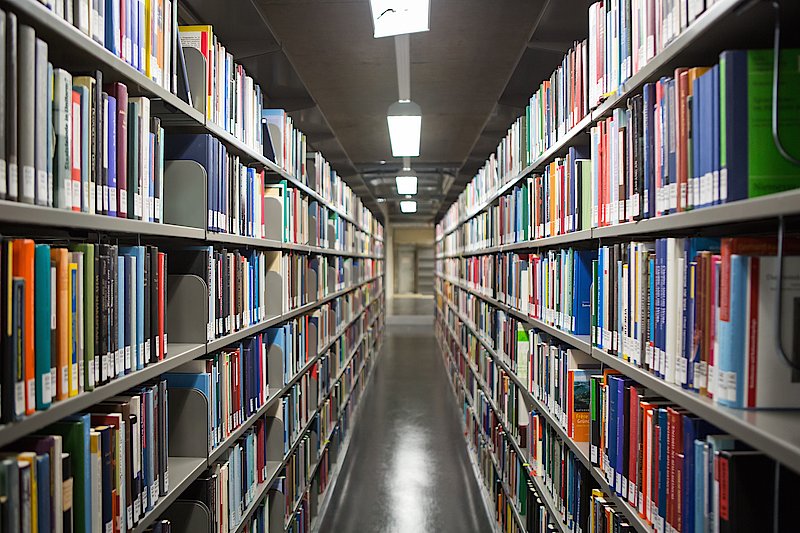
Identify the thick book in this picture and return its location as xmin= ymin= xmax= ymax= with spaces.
xmin=17 ymin=24 xmax=34 ymax=204
xmin=51 ymin=247 xmax=71 ymax=401
xmin=34 ymin=37 xmax=48 ymax=206
xmin=721 ymin=49 xmax=800 ymax=201
xmin=53 ymin=69 xmax=73 ymax=210
xmin=48 ymin=413 xmax=92 ymax=533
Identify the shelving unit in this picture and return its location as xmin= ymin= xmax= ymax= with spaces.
xmin=0 ymin=3 xmax=386 ymax=533
xmin=432 ymin=1 xmax=800 ymax=532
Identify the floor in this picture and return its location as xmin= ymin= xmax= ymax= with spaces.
xmin=317 ymin=295 xmax=493 ymax=533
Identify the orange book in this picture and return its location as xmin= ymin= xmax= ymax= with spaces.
xmin=50 ymin=248 xmax=70 ymax=401
xmin=12 ymin=239 xmax=35 ymax=415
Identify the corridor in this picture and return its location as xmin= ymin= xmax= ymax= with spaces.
xmin=317 ymin=296 xmax=493 ymax=533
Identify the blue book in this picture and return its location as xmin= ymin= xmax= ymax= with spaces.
xmin=266 ymin=325 xmax=288 ymax=384
xmin=684 ymin=261 xmax=697 ymax=390
xmin=107 ymin=95 xmax=117 ymax=217
xmin=104 ymin=0 xmax=119 ymax=55
xmin=717 ymin=254 xmax=748 ymax=408
xmin=597 ymin=247 xmax=604 ymax=348
xmin=572 ymin=249 xmax=596 ymax=335
xmin=657 ymin=408 xmax=669 ymax=523
xmin=34 ymin=244 xmax=52 ymax=410
xmin=607 ymin=375 xmax=619 ymax=489
xmin=120 ymin=246 xmax=145 ymax=370
xmin=711 ymin=65 xmax=721 ymax=205
xmin=693 ymin=439 xmax=708 ymax=533
xmin=123 ymin=256 xmax=133 ymax=373
xmin=692 ymin=76 xmax=701 ymax=208
xmin=682 ymin=417 xmax=716 ymax=533
xmin=35 ymin=453 xmax=50 ymax=533
xmin=720 ymin=50 xmax=747 ymax=202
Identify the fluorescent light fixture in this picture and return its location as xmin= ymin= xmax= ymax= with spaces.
xmin=369 ymin=0 xmax=430 ymax=38
xmin=387 ymin=100 xmax=421 ymax=157
xmin=395 ymin=175 xmax=418 ymax=195
xmin=400 ymin=200 xmax=417 ymax=213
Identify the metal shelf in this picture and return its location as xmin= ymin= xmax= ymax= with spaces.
xmin=592 ymin=348 xmax=800 ymax=476
xmin=132 ymin=456 xmax=209 ymax=533
xmin=0 ymin=342 xmax=206 ymax=447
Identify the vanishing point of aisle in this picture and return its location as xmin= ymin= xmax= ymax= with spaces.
xmin=318 ymin=296 xmax=493 ymax=533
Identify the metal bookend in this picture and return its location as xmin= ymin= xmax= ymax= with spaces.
xmin=163 ymin=161 xmax=207 ymax=229
xmin=264 ymin=251 xmax=284 ymax=318
xmin=182 ymin=48 xmax=207 ymax=116
xmin=160 ymin=501 xmax=212 ymax=533
xmin=264 ymin=413 xmax=285 ymax=463
xmin=263 ymin=196 xmax=284 ymax=242
xmin=167 ymin=274 xmax=209 ymax=344
xmin=267 ymin=337 xmax=285 ymax=392
xmin=167 ymin=388 xmax=211 ymax=458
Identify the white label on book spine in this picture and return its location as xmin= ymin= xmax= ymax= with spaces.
xmin=37 ymin=170 xmax=47 ymax=204
xmin=0 ymin=162 xmax=5 ymax=196
xmin=676 ymin=357 xmax=688 ymax=385
xmin=134 ymin=496 xmax=141 ymax=521
xmin=694 ymin=361 xmax=708 ymax=390
xmin=120 ymin=190 xmax=127 ymax=214
xmin=629 ymin=483 xmax=637 ymax=505
xmin=125 ymin=346 xmax=131 ymax=370
xmin=22 ymin=166 xmax=35 ymax=200
xmin=135 ymin=193 xmax=142 ymax=218
xmin=61 ymin=366 xmax=69 ymax=395
xmin=41 ymin=373 xmax=51 ymax=405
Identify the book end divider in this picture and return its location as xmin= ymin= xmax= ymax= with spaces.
xmin=183 ymin=48 xmax=208 ymax=118
xmin=163 ymin=161 xmax=208 ymax=230
xmin=159 ymin=501 xmax=213 ymax=533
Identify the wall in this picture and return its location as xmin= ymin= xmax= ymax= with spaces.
xmin=389 ymin=224 xmax=435 ymax=295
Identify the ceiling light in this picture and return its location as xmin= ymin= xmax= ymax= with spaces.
xmin=395 ymin=175 xmax=418 ymax=195
xmin=400 ymin=200 xmax=417 ymax=213
xmin=369 ymin=0 xmax=430 ymax=38
xmin=387 ymin=100 xmax=421 ymax=157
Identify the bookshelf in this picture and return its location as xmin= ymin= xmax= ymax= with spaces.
xmin=434 ymin=1 xmax=800 ymax=532
xmin=0 ymin=2 xmax=385 ymax=532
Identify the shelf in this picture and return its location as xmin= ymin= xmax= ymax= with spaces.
xmin=5 ymin=0 xmax=203 ymax=127
xmin=206 ymin=275 xmax=381 ymax=353
xmin=132 ymin=456 xmax=209 ymax=533
xmin=438 ymin=307 xmax=649 ymax=533
xmin=0 ymin=342 xmax=206 ymax=447
xmin=437 ymin=114 xmax=593 ymax=242
xmin=592 ymin=348 xmax=800 ymax=476
xmin=230 ymin=461 xmax=284 ymax=533
xmin=437 ymin=274 xmax=591 ymax=353
xmin=0 ymin=200 xmax=207 ymax=239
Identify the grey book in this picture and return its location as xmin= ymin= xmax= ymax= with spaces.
xmin=0 ymin=10 xmax=6 ymax=200
xmin=34 ymin=38 xmax=48 ymax=206
xmin=17 ymin=24 xmax=34 ymax=204
xmin=5 ymin=12 xmax=16 ymax=201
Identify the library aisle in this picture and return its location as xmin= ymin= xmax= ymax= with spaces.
xmin=318 ymin=296 xmax=492 ymax=533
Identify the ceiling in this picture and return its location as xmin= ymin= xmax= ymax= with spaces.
xmin=181 ymin=0 xmax=594 ymax=223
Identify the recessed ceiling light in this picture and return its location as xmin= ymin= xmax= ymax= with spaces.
xmin=387 ymin=100 xmax=421 ymax=157
xmin=369 ymin=0 xmax=430 ymax=38
xmin=395 ymin=175 xmax=418 ymax=195
xmin=400 ymin=200 xmax=417 ymax=213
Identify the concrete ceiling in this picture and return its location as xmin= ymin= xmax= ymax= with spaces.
xmin=181 ymin=0 xmax=594 ymax=223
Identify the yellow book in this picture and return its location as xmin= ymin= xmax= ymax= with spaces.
xmin=68 ymin=262 xmax=78 ymax=397
xmin=178 ymin=25 xmax=214 ymax=119
xmin=18 ymin=452 xmax=37 ymax=532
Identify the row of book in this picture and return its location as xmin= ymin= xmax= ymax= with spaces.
xmin=0 ymin=379 xmax=168 ymax=533
xmin=439 ymin=291 xmax=798 ymax=533
xmin=0 ymin=15 xmax=166 ymax=220
xmin=437 ymin=47 xmax=800 ymax=249
xmin=38 ymin=0 xmax=183 ymax=94
xmin=592 ymin=237 xmax=800 ymax=409
xmin=0 ymin=10 xmax=386 ymax=244
xmin=179 ymin=25 xmax=264 ymax=151
xmin=439 ymin=323 xmax=563 ymax=533
xmin=442 ymin=232 xmax=800 ymax=410
xmin=1 ymin=240 xmax=167 ymax=422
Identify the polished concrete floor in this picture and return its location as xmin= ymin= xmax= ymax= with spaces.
xmin=317 ymin=296 xmax=492 ymax=533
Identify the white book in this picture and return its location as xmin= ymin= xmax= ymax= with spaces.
xmin=664 ymin=237 xmax=684 ymax=384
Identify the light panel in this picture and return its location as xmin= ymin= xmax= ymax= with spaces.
xmin=387 ymin=115 xmax=421 ymax=157
xmin=370 ymin=0 xmax=430 ymax=38
xmin=400 ymin=200 xmax=417 ymax=213
xmin=395 ymin=175 xmax=418 ymax=195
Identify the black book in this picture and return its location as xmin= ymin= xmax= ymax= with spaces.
xmin=0 ymin=10 xmax=6 ymax=200
xmin=151 ymin=118 xmax=162 ymax=223
xmin=97 ymin=253 xmax=110 ymax=383
xmin=61 ymin=452 xmax=72 ymax=533
xmin=93 ymin=247 xmax=101 ymax=385
xmin=0 ymin=239 xmax=16 ymax=423
xmin=148 ymin=246 xmax=158 ymax=363
xmin=5 ymin=12 xmax=16 ymax=202
xmin=98 ymin=244 xmax=118 ymax=378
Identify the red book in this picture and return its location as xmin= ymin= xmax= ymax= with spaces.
xmin=628 ymin=385 xmax=641 ymax=507
xmin=675 ymin=68 xmax=689 ymax=212
xmin=12 ymin=239 xmax=36 ymax=414
xmin=157 ymin=252 xmax=165 ymax=360
xmin=71 ymin=90 xmax=82 ymax=212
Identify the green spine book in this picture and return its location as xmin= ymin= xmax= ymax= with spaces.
xmin=69 ymin=244 xmax=94 ymax=391
xmin=33 ymin=244 xmax=51 ymax=409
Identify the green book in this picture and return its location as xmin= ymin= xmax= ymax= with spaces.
xmin=48 ymin=414 xmax=91 ymax=533
xmin=33 ymin=244 xmax=51 ymax=410
xmin=721 ymin=48 xmax=800 ymax=201
xmin=579 ymin=160 xmax=592 ymax=232
xmin=69 ymin=243 xmax=94 ymax=392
